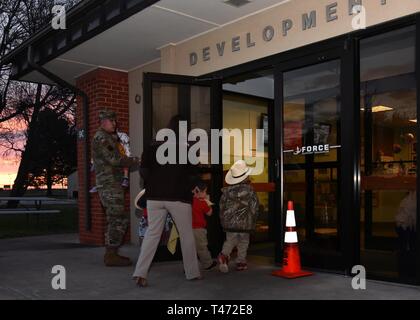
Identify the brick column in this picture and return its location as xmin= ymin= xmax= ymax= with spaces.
xmin=76 ymin=68 xmax=130 ymax=246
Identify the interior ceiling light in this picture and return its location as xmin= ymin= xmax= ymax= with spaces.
xmin=361 ymin=105 xmax=394 ymax=112
xmin=371 ymin=105 xmax=393 ymax=112
xmin=223 ymin=0 xmax=252 ymax=8
xmin=409 ymin=119 xmax=417 ymax=123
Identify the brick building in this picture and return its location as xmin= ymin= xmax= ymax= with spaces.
xmin=2 ymin=0 xmax=420 ymax=285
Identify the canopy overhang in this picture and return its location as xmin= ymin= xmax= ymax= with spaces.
xmin=0 ymin=0 xmax=290 ymax=85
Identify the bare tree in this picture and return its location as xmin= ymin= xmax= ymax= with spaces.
xmin=0 ymin=0 xmax=27 ymax=123
xmin=1 ymin=0 xmax=80 ymax=122
xmin=0 ymin=0 xmax=80 ymax=203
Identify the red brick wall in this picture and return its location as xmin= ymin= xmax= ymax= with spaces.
xmin=76 ymin=68 xmax=130 ymax=246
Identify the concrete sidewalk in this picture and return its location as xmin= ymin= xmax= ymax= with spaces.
xmin=0 ymin=234 xmax=419 ymax=300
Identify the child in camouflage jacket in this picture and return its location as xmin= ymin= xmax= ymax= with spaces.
xmin=217 ymin=160 xmax=259 ymax=273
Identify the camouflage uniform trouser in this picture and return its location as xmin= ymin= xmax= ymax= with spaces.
xmin=97 ymin=186 xmax=129 ymax=248
xmin=222 ymin=232 xmax=250 ymax=263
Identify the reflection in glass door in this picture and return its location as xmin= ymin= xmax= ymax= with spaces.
xmin=143 ymin=73 xmax=223 ymax=257
xmin=283 ymin=59 xmax=343 ymax=270
xmin=360 ymin=26 xmax=417 ymax=283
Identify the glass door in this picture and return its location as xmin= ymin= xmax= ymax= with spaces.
xmin=276 ymin=46 xmax=355 ymax=272
xmin=360 ymin=26 xmax=418 ymax=284
xmin=143 ymin=73 xmax=223 ymax=256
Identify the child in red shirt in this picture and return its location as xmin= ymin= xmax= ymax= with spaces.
xmin=192 ymin=181 xmax=216 ymax=270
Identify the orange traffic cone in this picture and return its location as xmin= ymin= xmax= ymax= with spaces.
xmin=272 ymin=201 xmax=313 ymax=279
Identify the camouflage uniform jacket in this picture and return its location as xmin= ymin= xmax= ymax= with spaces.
xmin=219 ymin=183 xmax=259 ymax=233
xmin=92 ymin=128 xmax=136 ymax=188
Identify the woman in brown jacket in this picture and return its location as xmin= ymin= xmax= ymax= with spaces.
xmin=133 ymin=115 xmax=201 ymax=287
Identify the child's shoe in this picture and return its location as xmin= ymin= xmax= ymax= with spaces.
xmin=121 ymin=177 xmax=129 ymax=188
xmin=217 ymin=254 xmax=229 ymax=273
xmin=235 ymin=262 xmax=248 ymax=271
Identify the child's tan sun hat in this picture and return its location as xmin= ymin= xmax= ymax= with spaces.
xmin=225 ymin=160 xmax=253 ymax=185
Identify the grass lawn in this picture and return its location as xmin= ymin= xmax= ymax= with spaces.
xmin=0 ymin=204 xmax=78 ymax=239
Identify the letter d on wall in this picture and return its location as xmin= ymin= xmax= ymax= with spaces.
xmin=51 ymin=265 xmax=66 ymax=290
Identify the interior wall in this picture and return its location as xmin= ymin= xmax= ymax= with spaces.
xmin=223 ymin=93 xmax=270 ymax=210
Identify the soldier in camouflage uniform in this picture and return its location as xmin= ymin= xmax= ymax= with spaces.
xmin=92 ymin=109 xmax=140 ymax=266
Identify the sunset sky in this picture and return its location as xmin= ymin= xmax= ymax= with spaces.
xmin=0 ymin=117 xmax=72 ymax=189
xmin=0 ymin=157 xmax=18 ymax=187
xmin=0 ymin=119 xmax=25 ymax=188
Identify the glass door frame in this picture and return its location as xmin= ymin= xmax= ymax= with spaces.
xmin=353 ymin=16 xmax=420 ymax=284
xmin=273 ymin=43 xmax=358 ymax=274
xmin=416 ymin=15 xmax=420 ymax=287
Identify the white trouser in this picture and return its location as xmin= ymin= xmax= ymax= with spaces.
xmin=133 ymin=200 xmax=201 ymax=280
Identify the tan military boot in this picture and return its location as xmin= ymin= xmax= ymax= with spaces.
xmin=104 ymin=247 xmax=132 ymax=267
xmin=115 ymin=245 xmax=132 ymax=261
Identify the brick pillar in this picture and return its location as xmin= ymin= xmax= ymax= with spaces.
xmin=76 ymin=68 xmax=130 ymax=246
